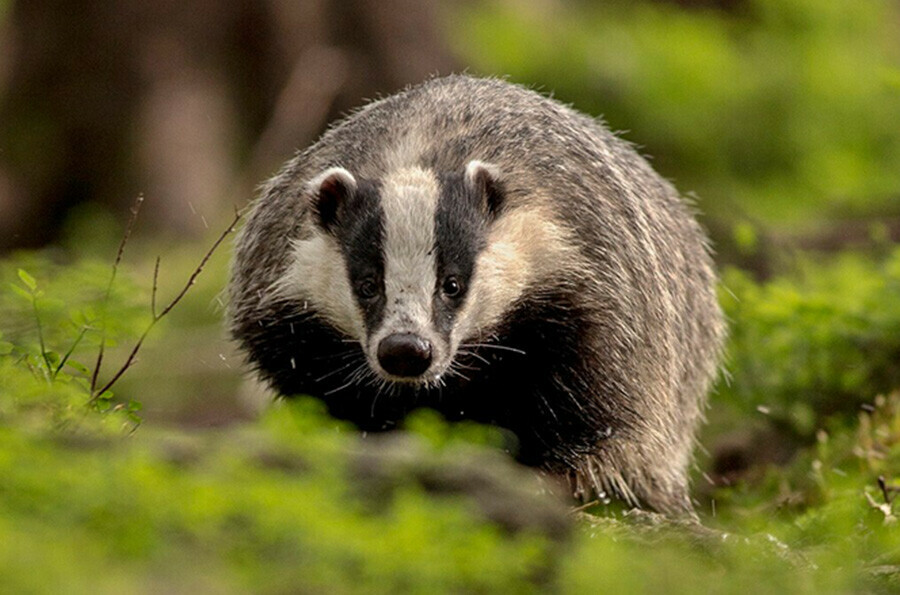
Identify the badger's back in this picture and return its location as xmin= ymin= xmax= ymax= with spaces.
xmin=230 ymin=75 xmax=725 ymax=515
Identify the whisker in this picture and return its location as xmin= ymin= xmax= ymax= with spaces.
xmin=322 ymin=359 xmax=373 ymax=396
xmin=372 ymin=377 xmax=398 ymax=400
xmin=340 ymin=361 xmax=371 ymax=392
xmin=311 ymin=349 xmax=364 ymax=363
xmin=457 ymin=349 xmax=490 ymax=366
xmin=350 ymin=364 xmax=373 ymax=387
xmin=363 ymin=373 xmax=383 ymax=389
xmin=370 ymin=376 xmax=390 ymax=412
xmin=324 ymin=376 xmax=359 ymax=396
xmin=460 ymin=343 xmax=527 ymax=356
xmin=445 ymin=359 xmax=473 ymax=382
xmin=445 ymin=367 xmax=471 ymax=383
xmin=449 ymin=358 xmax=480 ymax=372
xmin=314 ymin=357 xmax=365 ymax=383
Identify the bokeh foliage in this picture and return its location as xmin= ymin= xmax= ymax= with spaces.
xmin=452 ymin=0 xmax=900 ymax=226
xmin=719 ymin=249 xmax=900 ymax=439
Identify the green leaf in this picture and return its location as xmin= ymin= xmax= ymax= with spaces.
xmin=65 ymin=360 xmax=91 ymax=375
xmin=0 ymin=341 xmax=14 ymax=355
xmin=17 ymin=268 xmax=37 ymax=291
xmin=9 ymin=283 xmax=32 ymax=301
xmin=40 ymin=297 xmax=65 ymax=310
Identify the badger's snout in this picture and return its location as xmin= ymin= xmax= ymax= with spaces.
xmin=377 ymin=333 xmax=433 ymax=378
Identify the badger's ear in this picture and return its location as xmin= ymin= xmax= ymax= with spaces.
xmin=464 ymin=160 xmax=505 ymax=218
xmin=307 ymin=167 xmax=357 ymax=232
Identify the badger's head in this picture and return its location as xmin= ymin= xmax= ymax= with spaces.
xmin=272 ymin=160 xmax=558 ymax=387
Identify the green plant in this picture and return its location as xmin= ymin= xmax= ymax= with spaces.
xmin=718 ymin=247 xmax=900 ymax=439
xmin=0 ymin=198 xmax=241 ymax=431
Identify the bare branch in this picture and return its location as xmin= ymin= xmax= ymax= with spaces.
xmin=91 ymin=208 xmax=242 ymax=401
xmin=92 ymin=331 xmax=146 ymax=400
xmin=90 ymin=194 xmax=144 ymax=393
xmin=155 ymin=209 xmax=241 ymax=321
xmin=151 ymin=256 xmax=161 ymax=319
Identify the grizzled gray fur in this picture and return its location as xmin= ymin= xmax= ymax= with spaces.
xmin=229 ymin=75 xmax=726 ymax=515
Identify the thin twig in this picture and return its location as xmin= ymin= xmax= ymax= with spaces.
xmin=92 ymin=330 xmax=147 ymax=399
xmin=90 ymin=208 xmax=242 ymax=401
xmin=54 ymin=326 xmax=89 ymax=378
xmin=155 ymin=210 xmax=239 ymax=321
xmin=151 ymin=256 xmax=161 ymax=318
xmin=90 ymin=194 xmax=144 ymax=393
xmin=879 ymin=476 xmax=894 ymax=505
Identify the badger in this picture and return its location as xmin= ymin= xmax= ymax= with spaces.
xmin=229 ymin=75 xmax=725 ymax=516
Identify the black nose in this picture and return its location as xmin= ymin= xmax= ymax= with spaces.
xmin=377 ymin=333 xmax=433 ymax=377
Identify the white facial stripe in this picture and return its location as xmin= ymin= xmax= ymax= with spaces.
xmin=378 ymin=167 xmax=440 ymax=333
xmin=271 ymin=234 xmax=365 ymax=339
xmin=382 ymin=130 xmax=429 ymax=173
xmin=453 ymin=206 xmax=577 ymax=345
xmin=268 ymin=167 xmax=365 ymax=338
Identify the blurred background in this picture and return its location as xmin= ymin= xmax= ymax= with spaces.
xmin=4 ymin=0 xmax=899 ymax=254
xmin=1 ymin=0 xmax=899 ymax=478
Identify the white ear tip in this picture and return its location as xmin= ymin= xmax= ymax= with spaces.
xmin=308 ymin=166 xmax=357 ymax=193
xmin=464 ymin=160 xmax=501 ymax=187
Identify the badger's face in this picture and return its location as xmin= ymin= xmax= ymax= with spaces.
xmin=275 ymin=160 xmax=521 ymax=387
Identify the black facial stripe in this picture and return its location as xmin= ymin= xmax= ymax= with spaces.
xmin=433 ymin=173 xmax=489 ymax=337
xmin=335 ymin=178 xmax=386 ymax=332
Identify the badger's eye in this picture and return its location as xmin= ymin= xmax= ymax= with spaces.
xmin=441 ymin=275 xmax=463 ymax=298
xmin=357 ymin=278 xmax=380 ymax=300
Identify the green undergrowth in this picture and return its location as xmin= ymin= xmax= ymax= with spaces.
xmin=718 ymin=247 xmax=900 ymax=439
xmin=4 ymin=374 xmax=900 ymax=594
xmin=2 ymin=245 xmax=900 ymax=593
